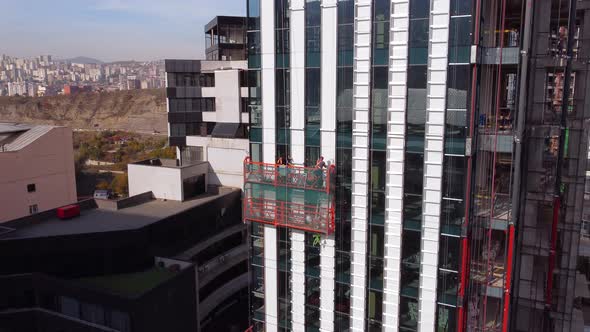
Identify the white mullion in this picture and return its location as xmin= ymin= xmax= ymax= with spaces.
xmin=261 ymin=0 xmax=278 ymax=330
xmin=290 ymin=0 xmax=306 ymax=165
xmin=418 ymin=0 xmax=450 ymax=331
xmin=320 ymin=1 xmax=338 ymax=331
xmin=291 ymin=229 xmax=306 ymax=331
xmin=262 ymin=0 xmax=276 ymax=163
xmin=382 ymin=0 xmax=410 ymax=330
xmin=350 ymin=0 xmax=372 ymax=330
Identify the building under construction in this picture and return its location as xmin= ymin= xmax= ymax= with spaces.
xmin=243 ymin=0 xmax=590 ymax=331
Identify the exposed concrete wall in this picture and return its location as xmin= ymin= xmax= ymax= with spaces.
xmin=0 ymin=127 xmax=77 ymax=223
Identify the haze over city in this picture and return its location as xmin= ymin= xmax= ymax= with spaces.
xmin=0 ymin=0 xmax=245 ymax=62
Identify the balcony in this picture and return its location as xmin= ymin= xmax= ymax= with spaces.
xmin=243 ymin=158 xmax=336 ymax=235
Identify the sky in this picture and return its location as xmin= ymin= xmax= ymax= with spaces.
xmin=0 ymin=0 xmax=245 ymax=62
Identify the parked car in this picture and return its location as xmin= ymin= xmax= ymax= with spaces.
xmin=93 ymin=189 xmax=113 ymax=200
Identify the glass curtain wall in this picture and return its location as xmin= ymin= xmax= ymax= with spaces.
xmin=365 ymin=0 xmax=389 ymax=330
xmin=335 ymin=0 xmax=354 ymax=330
xmin=399 ymin=0 xmax=430 ymax=330
xmin=250 ymin=223 xmax=265 ymax=330
xmin=248 ymin=0 xmax=263 ymax=162
xmin=276 ymin=0 xmax=291 ymax=161
xmin=305 ymin=233 xmax=321 ymax=331
xmin=278 ymin=228 xmax=292 ymax=331
xmin=436 ymin=1 xmax=472 ymax=331
xmin=304 ymin=0 xmax=321 ymax=166
xmin=304 ymin=1 xmax=321 ymax=327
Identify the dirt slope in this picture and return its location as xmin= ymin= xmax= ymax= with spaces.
xmin=0 ymin=89 xmax=167 ymax=133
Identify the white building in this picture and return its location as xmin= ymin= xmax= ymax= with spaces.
xmin=0 ymin=123 xmax=77 ymax=223
xmin=164 ymin=59 xmax=250 ymax=189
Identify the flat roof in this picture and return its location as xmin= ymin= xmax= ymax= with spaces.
xmin=204 ymin=16 xmax=246 ymax=33
xmin=76 ymin=267 xmax=178 ymax=297
xmin=0 ymin=189 xmax=240 ymax=240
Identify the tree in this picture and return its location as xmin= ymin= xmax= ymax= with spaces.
xmin=111 ymin=173 xmax=128 ymax=196
xmin=96 ymin=180 xmax=110 ymax=190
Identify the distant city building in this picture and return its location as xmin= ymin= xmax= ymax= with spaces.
xmin=63 ymin=84 xmax=91 ymax=95
xmin=205 ymin=16 xmax=247 ymax=61
xmin=0 ymin=55 xmax=166 ymax=95
xmin=0 ymin=123 xmax=77 ymax=223
xmin=127 ymin=75 xmax=141 ymax=90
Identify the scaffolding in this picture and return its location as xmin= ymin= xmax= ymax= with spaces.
xmin=243 ymin=157 xmax=336 ymax=235
xmin=462 ymin=0 xmax=590 ymax=331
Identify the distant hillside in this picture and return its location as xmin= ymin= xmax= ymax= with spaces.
xmin=61 ymin=56 xmax=104 ymax=64
xmin=0 ymin=89 xmax=167 ymax=134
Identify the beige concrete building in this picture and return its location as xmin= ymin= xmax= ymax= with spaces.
xmin=0 ymin=123 xmax=77 ymax=223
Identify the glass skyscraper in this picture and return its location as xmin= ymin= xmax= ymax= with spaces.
xmin=244 ymin=0 xmax=590 ymax=331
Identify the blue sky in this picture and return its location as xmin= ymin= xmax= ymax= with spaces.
xmin=0 ymin=0 xmax=245 ymax=62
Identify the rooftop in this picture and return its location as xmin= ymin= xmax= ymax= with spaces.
xmin=0 ymin=188 xmax=240 ymax=240
xmin=0 ymin=122 xmax=59 ymax=152
xmin=76 ymin=267 xmax=178 ymax=297
xmin=204 ymin=16 xmax=247 ymax=33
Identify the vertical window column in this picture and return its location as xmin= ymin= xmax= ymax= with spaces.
xmin=251 ymin=223 xmax=266 ymax=330
xmin=436 ymin=1 xmax=472 ymax=330
xmin=275 ymin=0 xmax=291 ymax=161
xmin=334 ymin=1 xmax=354 ymax=331
xmin=304 ymin=0 xmax=321 ymax=166
xmin=248 ymin=0 xmax=263 ymax=162
xmin=399 ymin=0 xmax=430 ymax=330
xmin=366 ymin=1 xmax=390 ymax=330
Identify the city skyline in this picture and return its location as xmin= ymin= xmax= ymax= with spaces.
xmin=0 ymin=0 xmax=245 ymax=62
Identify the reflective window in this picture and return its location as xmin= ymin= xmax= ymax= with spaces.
xmin=442 ymin=156 xmax=466 ymax=199
xmin=275 ymin=69 xmax=290 ymax=106
xmin=373 ymin=0 xmax=390 ymax=21
xmin=338 ymin=24 xmax=354 ymax=66
xmin=305 ymin=68 xmax=321 ymax=106
xmin=337 ymin=67 xmax=353 ymax=108
xmin=438 ymin=235 xmax=460 ymax=271
xmin=449 ymin=17 xmax=472 ymax=64
xmin=335 ymin=283 xmax=351 ymax=314
xmin=437 ymin=304 xmax=457 ymax=332
xmin=447 ymin=65 xmax=470 ymax=109
xmin=401 ymin=260 xmax=420 ymax=298
xmin=437 ymin=271 xmax=459 ymax=305
xmin=408 ymin=65 xmax=427 ymax=111
xmin=275 ymin=0 xmax=290 ymax=29
xmin=445 ymin=110 xmax=467 ymax=155
xmin=403 ymin=194 xmax=422 ymax=231
xmin=401 ymin=230 xmax=421 ymax=267
xmin=373 ymin=22 xmax=389 ymax=66
xmin=410 ymin=0 xmax=430 ymax=19
xmin=404 ymin=153 xmax=424 ymax=195
xmin=336 ymin=251 xmax=351 ymax=283
xmin=370 ymin=151 xmax=386 ymax=191
xmin=370 ymin=192 xmax=386 ymax=225
xmin=441 ymin=199 xmax=463 ymax=236
xmin=450 ymin=0 xmax=472 ymax=16
xmin=305 ymin=276 xmax=321 ymax=307
xmin=400 ymin=297 xmax=419 ymax=330
xmin=247 ymin=0 xmax=260 ymax=30
xmin=367 ymin=290 xmax=383 ymax=322
xmin=368 ymin=257 xmax=384 ymax=290
xmin=338 ymin=0 xmax=354 ymax=24
xmin=305 ymin=0 xmax=321 ymax=26
xmin=409 ymin=19 xmax=429 ymax=65
xmin=369 ymin=225 xmax=385 ymax=257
